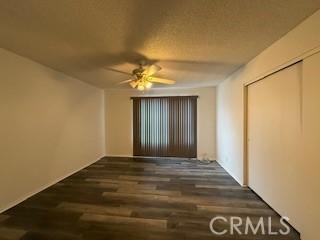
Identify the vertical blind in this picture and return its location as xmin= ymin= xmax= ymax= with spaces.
xmin=132 ymin=96 xmax=197 ymax=158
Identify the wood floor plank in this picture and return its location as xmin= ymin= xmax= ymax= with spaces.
xmin=0 ymin=227 xmax=26 ymax=240
xmin=117 ymin=184 xmax=158 ymax=190
xmin=119 ymin=175 xmax=171 ymax=182
xmin=103 ymin=192 xmax=170 ymax=201
xmin=195 ymin=184 xmax=251 ymax=190
xmin=197 ymin=205 xmax=277 ymax=216
xmin=117 ymin=188 xmax=182 ymax=197
xmin=85 ymin=178 xmax=138 ymax=184
xmin=80 ymin=213 xmax=167 ymax=229
xmin=57 ymin=202 xmax=132 ymax=217
xmin=0 ymin=215 xmax=10 ymax=223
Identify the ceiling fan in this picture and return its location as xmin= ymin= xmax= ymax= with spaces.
xmin=116 ymin=62 xmax=176 ymax=91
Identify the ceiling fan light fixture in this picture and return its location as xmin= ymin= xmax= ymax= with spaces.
xmin=145 ymin=81 xmax=152 ymax=89
xmin=137 ymin=84 xmax=145 ymax=91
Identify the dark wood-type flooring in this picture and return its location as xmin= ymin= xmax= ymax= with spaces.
xmin=0 ymin=157 xmax=299 ymax=240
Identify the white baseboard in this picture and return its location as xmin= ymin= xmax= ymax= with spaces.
xmin=0 ymin=155 xmax=104 ymax=214
xmin=105 ymin=154 xmax=134 ymax=158
xmin=106 ymin=154 xmax=216 ymax=161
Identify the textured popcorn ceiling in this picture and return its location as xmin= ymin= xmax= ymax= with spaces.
xmin=0 ymin=0 xmax=319 ymax=88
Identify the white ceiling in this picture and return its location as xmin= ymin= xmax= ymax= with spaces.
xmin=0 ymin=0 xmax=319 ymax=89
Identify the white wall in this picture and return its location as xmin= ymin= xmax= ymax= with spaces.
xmin=0 ymin=48 xmax=105 ymax=212
xmin=105 ymin=87 xmax=216 ymax=160
xmin=216 ymin=9 xmax=320 ymax=240
xmin=216 ymin=69 xmax=245 ymax=184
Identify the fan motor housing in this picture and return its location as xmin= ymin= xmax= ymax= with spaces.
xmin=132 ymin=67 xmax=145 ymax=79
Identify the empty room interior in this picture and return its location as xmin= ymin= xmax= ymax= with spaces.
xmin=1 ymin=1 xmax=320 ymax=240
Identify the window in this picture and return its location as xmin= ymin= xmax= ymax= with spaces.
xmin=132 ymin=96 xmax=197 ymax=158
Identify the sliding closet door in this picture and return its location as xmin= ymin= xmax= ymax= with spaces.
xmin=132 ymin=96 xmax=197 ymax=158
xmin=247 ymin=62 xmax=302 ymax=226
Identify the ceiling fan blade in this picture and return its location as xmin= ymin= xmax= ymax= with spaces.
xmin=143 ymin=64 xmax=161 ymax=76
xmin=129 ymin=81 xmax=138 ymax=88
xmin=118 ymin=79 xmax=134 ymax=85
xmin=105 ymin=67 xmax=132 ymax=76
xmin=149 ymin=77 xmax=176 ymax=85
